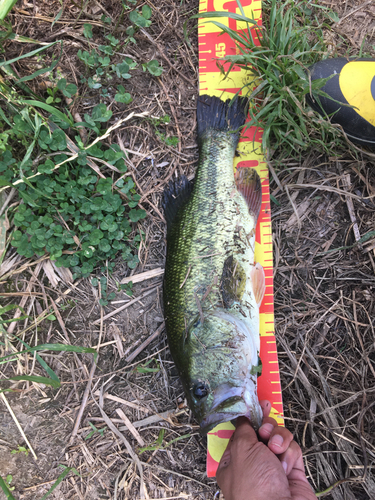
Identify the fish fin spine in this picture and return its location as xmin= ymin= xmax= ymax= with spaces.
xmin=197 ymin=95 xmax=248 ymax=139
xmin=251 ymin=262 xmax=266 ymax=307
xmin=235 ymin=168 xmax=262 ymax=222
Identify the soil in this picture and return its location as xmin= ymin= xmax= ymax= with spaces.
xmin=1 ymin=0 xmax=375 ymax=499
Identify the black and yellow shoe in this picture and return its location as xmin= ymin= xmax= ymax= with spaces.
xmin=307 ymin=58 xmax=375 ymax=147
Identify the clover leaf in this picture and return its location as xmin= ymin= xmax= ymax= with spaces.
xmin=115 ymin=85 xmax=132 ymax=104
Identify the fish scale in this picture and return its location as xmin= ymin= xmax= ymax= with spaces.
xmin=163 ymin=96 xmax=264 ymax=433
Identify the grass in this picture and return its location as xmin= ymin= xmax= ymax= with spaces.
xmin=0 ymin=2 xmax=168 ymax=496
xmin=0 ymin=2 xmax=165 ymax=278
xmin=197 ymin=0 xmax=346 ymax=160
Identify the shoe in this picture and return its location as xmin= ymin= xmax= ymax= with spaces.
xmin=307 ymin=58 xmax=375 ymax=147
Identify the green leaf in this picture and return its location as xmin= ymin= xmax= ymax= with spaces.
xmin=38 ymin=159 xmax=55 ymax=174
xmin=57 ymin=78 xmax=77 ymax=98
xmin=146 ymin=60 xmax=163 ymax=76
xmin=115 ymin=85 xmax=132 ymax=104
xmin=106 ymin=34 xmax=119 ymax=46
xmin=99 ymin=239 xmax=111 ymax=253
xmin=128 ymin=208 xmax=146 ymax=222
xmin=91 ymin=104 xmax=112 ymax=122
xmin=89 ymin=228 xmax=104 ymax=245
xmin=129 ymin=9 xmax=151 ymax=28
xmin=327 ymin=10 xmax=340 ymax=23
xmin=114 ymin=61 xmax=131 ymax=79
xmin=98 ymin=44 xmax=113 ymax=55
xmin=83 ymin=23 xmax=93 ymax=39
xmin=142 ymin=4 xmax=152 ymax=20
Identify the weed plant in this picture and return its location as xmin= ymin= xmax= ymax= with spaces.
xmin=0 ymin=2 xmax=165 ymax=278
xmin=198 ymin=0 xmax=344 ymax=159
xmin=0 ymin=2 xmax=166 ymax=497
xmin=1 ymin=101 xmax=146 ymax=279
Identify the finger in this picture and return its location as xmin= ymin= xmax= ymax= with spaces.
xmin=217 ymin=416 xmax=255 ymax=475
xmin=278 ymin=440 xmax=304 ymax=476
xmin=286 ymin=443 xmax=316 ymax=499
xmin=257 ymin=416 xmax=278 ymax=442
xmin=231 ymin=416 xmax=259 ymax=453
xmin=259 ymin=400 xmax=271 ymax=418
xmin=267 ymin=426 xmax=294 ymax=455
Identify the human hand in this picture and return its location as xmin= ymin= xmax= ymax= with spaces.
xmin=216 ymin=401 xmax=316 ymax=500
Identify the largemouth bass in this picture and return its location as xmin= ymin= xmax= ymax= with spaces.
xmin=163 ymin=95 xmax=265 ymax=434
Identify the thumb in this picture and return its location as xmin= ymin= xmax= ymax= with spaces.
xmin=230 ymin=416 xmax=259 ymax=453
xmin=217 ymin=417 xmax=259 ymax=470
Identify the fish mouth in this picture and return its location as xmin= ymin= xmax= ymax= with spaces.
xmin=200 ymin=388 xmax=263 ymax=434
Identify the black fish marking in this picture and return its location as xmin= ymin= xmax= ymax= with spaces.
xmin=162 ymin=175 xmax=194 ymax=231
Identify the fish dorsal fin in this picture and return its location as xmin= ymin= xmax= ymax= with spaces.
xmin=162 ymin=176 xmax=194 ymax=231
xmin=235 ymin=168 xmax=262 ymax=222
xmin=251 ymin=262 xmax=266 ymax=307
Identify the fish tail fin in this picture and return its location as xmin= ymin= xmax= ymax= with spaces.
xmin=235 ymin=167 xmax=262 ymax=222
xmin=197 ymin=94 xmax=248 ymax=140
xmin=250 ymin=262 xmax=266 ymax=307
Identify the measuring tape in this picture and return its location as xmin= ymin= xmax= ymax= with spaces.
xmin=197 ymin=0 xmax=284 ymax=477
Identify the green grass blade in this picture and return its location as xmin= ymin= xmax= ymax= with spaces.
xmin=0 ymin=0 xmax=18 ymax=20
xmin=0 ymin=315 xmax=29 ymax=324
xmin=0 ymin=344 xmax=97 ymax=363
xmin=14 ymin=336 xmax=60 ymax=383
xmin=0 ymin=476 xmax=16 ymax=500
xmin=4 ymin=375 xmax=61 ymax=388
xmin=17 ymin=58 xmax=60 ymax=83
xmin=51 ymin=5 xmax=63 ymax=29
xmin=7 ymin=32 xmax=48 ymax=43
xmin=192 ymin=10 xmax=258 ymax=25
xmin=19 ymin=100 xmax=73 ymax=125
xmin=0 ymin=304 xmax=25 ymax=315
xmin=0 ymin=59 xmax=38 ymax=96
xmin=0 ymin=41 xmax=58 ymax=66
xmin=40 ymin=467 xmax=79 ymax=500
xmin=201 ymin=20 xmax=248 ymax=46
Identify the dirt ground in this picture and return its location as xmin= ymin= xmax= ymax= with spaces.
xmin=1 ymin=0 xmax=375 ymax=499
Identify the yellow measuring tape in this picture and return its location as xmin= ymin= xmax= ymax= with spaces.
xmin=197 ymin=0 xmax=284 ymax=477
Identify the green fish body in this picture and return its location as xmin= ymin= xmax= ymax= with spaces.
xmin=163 ymin=95 xmax=265 ymax=433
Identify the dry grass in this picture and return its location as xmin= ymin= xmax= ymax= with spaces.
xmin=0 ymin=0 xmax=375 ymax=499
xmin=272 ymin=153 xmax=375 ymax=500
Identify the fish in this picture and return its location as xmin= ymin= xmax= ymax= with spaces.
xmin=162 ymin=94 xmax=265 ymax=434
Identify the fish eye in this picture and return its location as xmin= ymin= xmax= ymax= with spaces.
xmin=193 ymin=382 xmax=209 ymax=399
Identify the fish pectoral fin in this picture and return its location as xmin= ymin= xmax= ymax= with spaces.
xmin=250 ymin=262 xmax=266 ymax=307
xmin=235 ymin=168 xmax=262 ymax=222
